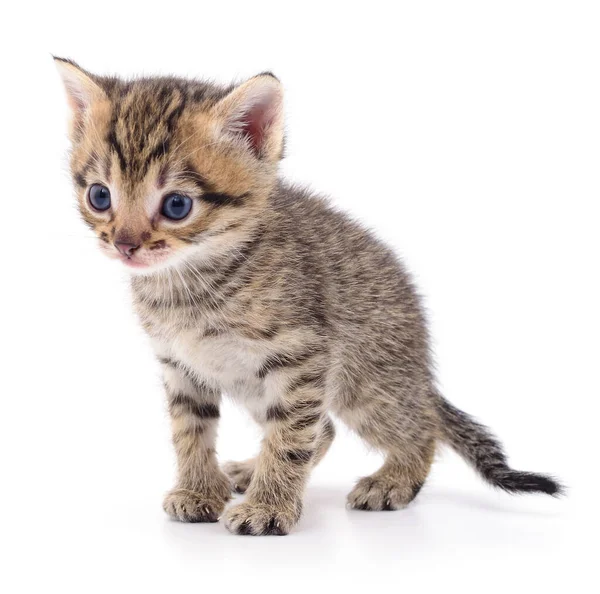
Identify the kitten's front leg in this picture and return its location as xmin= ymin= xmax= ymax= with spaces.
xmin=160 ymin=358 xmax=230 ymax=522
xmin=224 ymin=370 xmax=326 ymax=536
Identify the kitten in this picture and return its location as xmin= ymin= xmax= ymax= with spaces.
xmin=55 ymin=57 xmax=562 ymax=536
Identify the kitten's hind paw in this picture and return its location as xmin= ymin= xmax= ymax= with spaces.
xmin=347 ymin=475 xmax=423 ymax=511
xmin=222 ymin=458 xmax=256 ymax=494
xmin=163 ymin=488 xmax=227 ymax=523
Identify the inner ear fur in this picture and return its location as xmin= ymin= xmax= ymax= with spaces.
xmin=211 ymin=73 xmax=284 ymax=161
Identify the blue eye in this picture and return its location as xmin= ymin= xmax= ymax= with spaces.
xmin=88 ymin=184 xmax=111 ymax=211
xmin=161 ymin=194 xmax=192 ymax=220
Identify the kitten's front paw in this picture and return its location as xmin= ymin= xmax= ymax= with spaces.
xmin=223 ymin=501 xmax=300 ymax=536
xmin=222 ymin=458 xmax=256 ymax=494
xmin=163 ymin=488 xmax=227 ymax=523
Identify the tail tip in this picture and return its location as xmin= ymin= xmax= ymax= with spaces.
xmin=494 ymin=470 xmax=566 ymax=497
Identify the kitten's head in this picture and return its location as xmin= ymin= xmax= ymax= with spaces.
xmin=55 ymin=58 xmax=284 ymax=273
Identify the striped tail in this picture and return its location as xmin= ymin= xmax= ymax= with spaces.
xmin=435 ymin=392 xmax=563 ymax=496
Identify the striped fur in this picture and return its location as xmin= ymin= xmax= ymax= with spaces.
xmin=56 ymin=58 xmax=563 ymax=536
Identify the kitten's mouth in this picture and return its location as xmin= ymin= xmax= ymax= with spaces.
xmin=114 ymin=248 xmax=177 ymax=273
xmin=120 ymin=255 xmax=150 ymax=269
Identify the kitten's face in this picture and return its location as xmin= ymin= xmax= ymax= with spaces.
xmin=55 ymin=59 xmax=284 ymax=274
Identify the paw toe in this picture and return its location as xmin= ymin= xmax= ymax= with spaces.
xmin=263 ymin=517 xmax=286 ymax=536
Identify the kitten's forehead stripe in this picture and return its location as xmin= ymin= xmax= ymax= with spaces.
xmin=100 ymin=77 xmax=234 ymax=184
xmin=107 ymin=87 xmax=187 ymax=180
xmin=107 ymin=118 xmax=127 ymax=174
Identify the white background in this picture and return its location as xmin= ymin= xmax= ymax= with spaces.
xmin=1 ymin=1 xmax=598 ymax=592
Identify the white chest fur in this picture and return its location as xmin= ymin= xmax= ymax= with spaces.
xmin=152 ymin=328 xmax=271 ymax=409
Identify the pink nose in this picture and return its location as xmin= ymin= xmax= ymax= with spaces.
xmin=114 ymin=241 xmax=140 ymax=258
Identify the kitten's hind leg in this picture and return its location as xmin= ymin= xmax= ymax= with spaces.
xmin=339 ymin=391 xmax=437 ymax=511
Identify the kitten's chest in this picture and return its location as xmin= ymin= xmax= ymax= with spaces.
xmin=132 ymin=282 xmax=276 ymax=405
xmin=148 ymin=313 xmax=268 ymax=401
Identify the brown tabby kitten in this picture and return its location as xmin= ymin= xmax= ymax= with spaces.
xmin=55 ymin=57 xmax=562 ymax=536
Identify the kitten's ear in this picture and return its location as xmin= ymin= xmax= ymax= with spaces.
xmin=212 ymin=73 xmax=284 ymax=161
xmin=54 ymin=57 xmax=105 ymax=125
